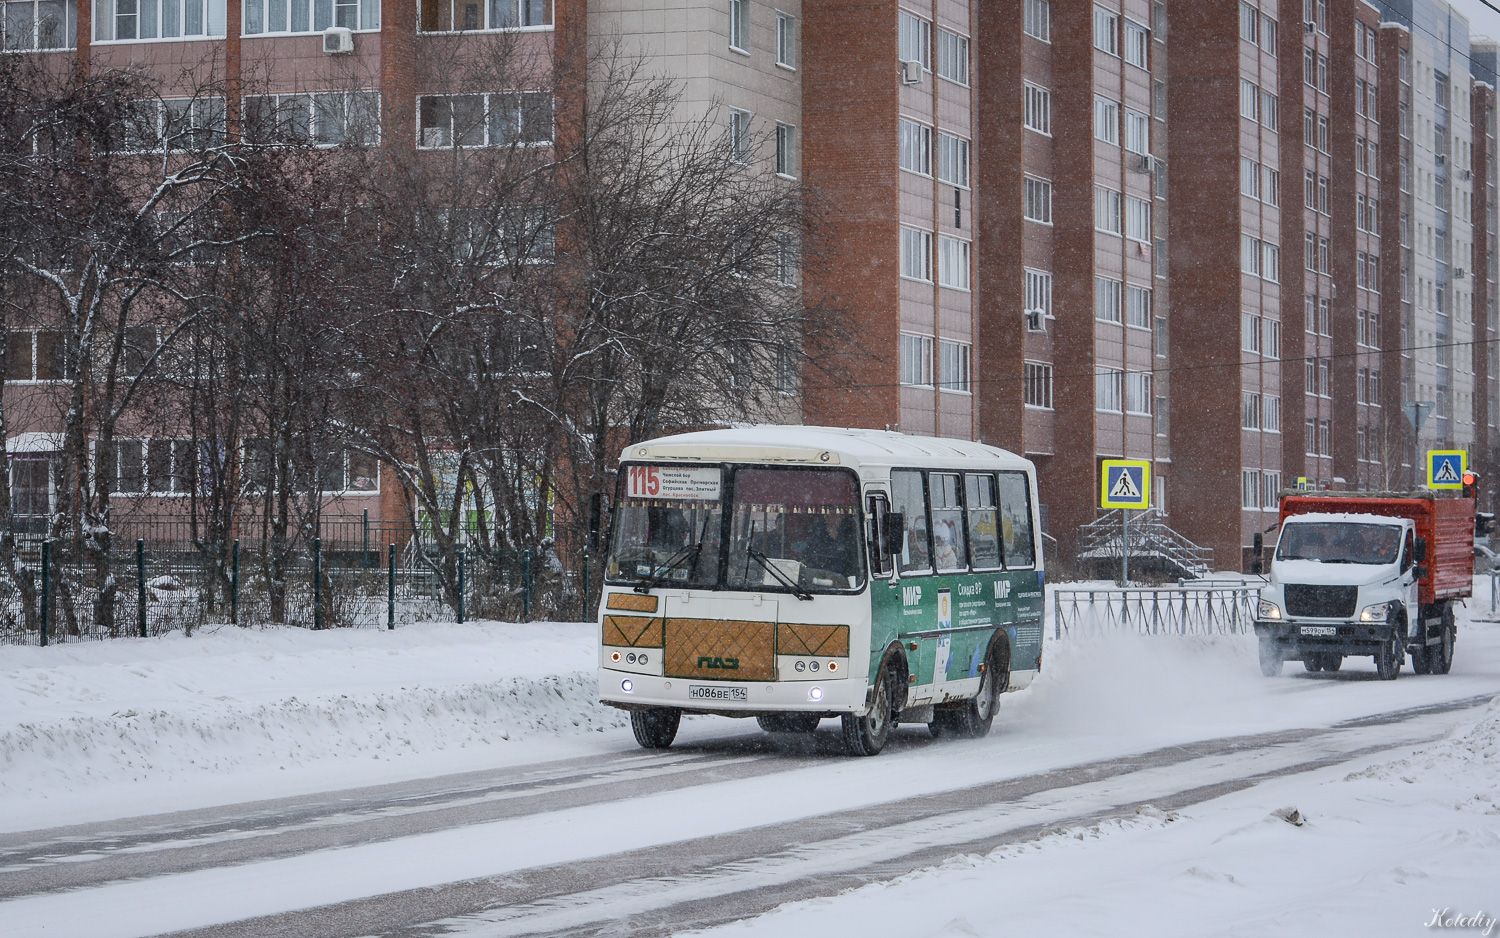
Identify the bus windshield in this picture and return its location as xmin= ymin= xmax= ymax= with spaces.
xmin=606 ymin=464 xmax=865 ymax=593
xmin=1276 ymin=522 xmax=1402 ymax=565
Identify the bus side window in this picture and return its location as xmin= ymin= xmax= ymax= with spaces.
xmin=966 ymin=473 xmax=1001 ymax=570
xmin=890 ymin=469 xmax=932 ymax=575
xmin=997 ymin=471 xmax=1036 ymax=568
xmin=930 ymin=472 xmax=968 ymax=573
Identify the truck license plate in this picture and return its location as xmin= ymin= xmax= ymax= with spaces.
xmin=1300 ymin=626 xmax=1337 ymax=637
xmin=689 ymin=684 xmax=747 ymax=701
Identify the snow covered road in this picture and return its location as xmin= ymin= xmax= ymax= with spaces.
xmin=2 ymin=587 xmax=1499 ymax=937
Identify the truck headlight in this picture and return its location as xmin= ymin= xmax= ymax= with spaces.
xmin=1258 ymin=600 xmax=1282 ymax=620
xmin=1359 ymin=603 xmax=1391 ymax=623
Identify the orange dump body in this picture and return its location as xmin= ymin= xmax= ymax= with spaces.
xmin=1278 ymin=494 xmax=1474 ymax=604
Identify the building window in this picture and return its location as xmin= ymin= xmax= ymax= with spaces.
xmin=1317 ymin=54 xmax=1329 ymax=93
xmin=729 ymin=108 xmax=751 ymax=163
xmin=1318 ymin=359 xmax=1331 ymax=397
xmin=1242 ymin=158 xmax=1261 ymax=199
xmin=1239 ymin=1 xmax=1257 ymax=44
xmin=1094 ymin=5 xmax=1118 ymax=56
xmin=900 ymin=333 xmax=934 ymax=387
xmin=1123 ymin=18 xmax=1148 ymax=68
xmin=1317 ymin=175 xmax=1330 ymax=214
xmin=776 ymin=233 xmax=797 ymax=285
xmin=119 ymin=97 xmax=228 ymax=152
xmin=937 ymin=132 xmax=969 ymax=188
xmin=416 ymin=92 xmax=551 ymax=148
xmin=938 ymin=237 xmax=971 ymax=290
xmin=1024 ymin=361 xmax=1053 ymax=409
xmin=1125 ymin=196 xmax=1151 ymax=242
xmin=900 ymin=227 xmax=933 ymax=282
xmin=1124 ymin=109 xmax=1149 ymax=154
xmin=1318 ymin=236 xmax=1329 ymax=274
xmin=1317 ymin=115 xmax=1330 ymax=152
xmin=1024 ymin=83 xmax=1051 ymax=135
xmin=938 ymin=340 xmax=971 ymax=392
xmin=1262 ymin=472 xmax=1281 ymax=509
xmin=4 ymin=330 xmax=68 ymax=381
xmin=1024 ymin=176 xmax=1052 ymax=224
xmin=1319 ymin=419 xmax=1332 ymax=455
xmin=1024 ymin=0 xmax=1050 ymax=41
xmin=936 ymin=27 xmax=968 ymax=85
xmin=416 ymin=0 xmax=553 ymax=32
xmin=1126 ymin=372 xmax=1153 ymax=415
xmin=899 ymin=118 xmax=932 ymax=175
xmin=96 ymin=0 xmax=223 ymax=40
xmin=1154 ymin=79 xmax=1167 ymax=119
xmin=1262 ymin=242 xmax=1279 ymax=283
xmin=1095 ymin=277 xmax=1123 ymax=323
xmin=1155 ymin=316 xmax=1168 ymax=357
xmin=775 ymin=122 xmax=795 ymax=176
xmin=1318 ymin=297 xmax=1330 ymax=335
xmin=1095 ymin=185 xmax=1122 ymax=235
xmin=1096 ymin=368 xmax=1124 ymax=412
xmin=728 ymin=0 xmax=748 ymax=51
xmin=1263 ymin=317 xmax=1280 ymax=358
xmin=1240 ymin=80 xmax=1259 ymax=121
xmin=1264 ymin=396 xmax=1281 ymax=433
xmin=1261 ymin=90 xmax=1278 ymax=130
xmin=1305 ymin=418 xmax=1317 ymax=456
xmin=899 ymin=9 xmax=930 ymax=70
xmin=1242 ymin=469 xmax=1261 ymax=510
xmin=1126 ymin=284 xmax=1152 ymax=329
xmin=1025 ymin=268 xmax=1052 ymax=321
xmin=1263 ymin=167 xmax=1279 ymax=206
xmin=1242 ymin=235 xmax=1262 ymax=277
xmin=1261 ymin=12 xmax=1277 ymax=52
xmin=1242 ymin=311 xmax=1262 ymax=353
xmin=1095 ymin=95 xmax=1119 ymax=145
xmin=776 ymin=11 xmax=794 ymax=67
xmin=245 ymin=91 xmax=380 ymax=146
xmin=1242 ymin=391 xmax=1261 ymax=430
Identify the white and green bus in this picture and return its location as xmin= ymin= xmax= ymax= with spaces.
xmin=597 ymin=426 xmax=1045 ymax=756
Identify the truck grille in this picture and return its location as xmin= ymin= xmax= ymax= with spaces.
xmin=1284 ymin=584 xmax=1358 ymax=618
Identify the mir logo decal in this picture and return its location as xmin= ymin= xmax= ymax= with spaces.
xmin=994 ymin=580 xmax=1013 ymax=600
xmin=902 ymin=585 xmax=923 ymax=606
xmin=697 ymin=656 xmax=740 ymax=670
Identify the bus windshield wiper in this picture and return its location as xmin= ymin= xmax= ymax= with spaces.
xmin=746 ymin=547 xmax=813 ymax=601
xmin=632 ymin=543 xmax=702 ymax=593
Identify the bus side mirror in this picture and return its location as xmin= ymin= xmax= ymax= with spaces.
xmin=1415 ymin=565 xmax=1430 ymax=581
xmin=888 ymin=512 xmax=906 ymax=560
xmin=866 ymin=495 xmax=890 ymax=577
xmin=1414 ymin=536 xmax=1428 ymax=563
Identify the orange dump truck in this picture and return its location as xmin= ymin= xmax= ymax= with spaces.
xmin=1253 ymin=492 xmax=1473 ymax=679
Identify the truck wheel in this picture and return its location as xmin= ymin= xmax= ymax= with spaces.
xmin=1374 ymin=630 xmax=1403 ymax=680
xmin=1302 ymin=657 xmax=1323 ymax=673
xmin=1320 ymin=653 xmax=1342 ymax=672
xmin=630 ymin=707 xmax=682 ymax=749
xmin=1258 ymin=639 xmax=1283 ymax=677
xmin=1432 ymin=604 xmax=1456 ymax=675
xmin=842 ymin=660 xmax=897 ymax=756
xmin=757 ymin=713 xmax=822 ymax=734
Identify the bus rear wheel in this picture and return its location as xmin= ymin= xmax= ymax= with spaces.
xmin=931 ymin=643 xmax=1006 ymax=739
xmin=757 ymin=713 xmax=822 ymax=734
xmin=842 ymin=662 xmax=897 ymax=756
xmin=630 ymin=707 xmax=681 ymax=749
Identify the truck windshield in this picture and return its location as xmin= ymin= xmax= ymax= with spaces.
xmin=606 ymin=464 xmax=865 ymax=593
xmin=1276 ymin=522 xmax=1402 ymax=565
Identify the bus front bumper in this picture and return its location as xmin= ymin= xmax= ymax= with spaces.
xmin=598 ymin=669 xmax=867 ymax=715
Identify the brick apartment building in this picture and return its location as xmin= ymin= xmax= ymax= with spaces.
xmin=5 ymin=0 xmax=1499 ymax=572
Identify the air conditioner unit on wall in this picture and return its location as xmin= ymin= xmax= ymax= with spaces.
xmin=1305 ymin=21 xmax=1316 ymax=34
xmin=1436 ymin=153 xmax=1447 ymax=165
xmin=901 ymin=60 xmax=923 ymax=85
xmin=323 ymin=26 xmax=354 ymax=54
xmin=1457 ymin=268 xmax=1467 ymax=279
xmin=1132 ymin=153 xmax=1153 ymax=173
xmin=1026 ymin=309 xmax=1045 ymax=332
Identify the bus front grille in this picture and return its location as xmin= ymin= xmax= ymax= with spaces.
xmin=664 ymin=618 xmax=775 ymax=681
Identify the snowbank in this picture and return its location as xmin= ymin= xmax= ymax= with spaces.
xmin=0 ymin=621 xmax=626 ymax=830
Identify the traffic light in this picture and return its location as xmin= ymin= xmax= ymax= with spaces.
xmin=1463 ymin=471 xmax=1480 ymax=499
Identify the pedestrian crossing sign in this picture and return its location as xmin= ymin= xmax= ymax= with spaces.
xmin=1428 ymin=450 xmax=1466 ymax=490
xmin=1101 ymin=460 xmax=1151 ymax=509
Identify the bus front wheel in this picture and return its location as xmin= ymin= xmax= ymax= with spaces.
xmin=630 ymin=707 xmax=682 ymax=749
xmin=842 ymin=662 xmax=897 ymax=756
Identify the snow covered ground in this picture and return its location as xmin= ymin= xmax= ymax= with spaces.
xmin=2 ymin=580 xmax=1499 ymax=937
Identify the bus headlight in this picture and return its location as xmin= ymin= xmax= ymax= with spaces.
xmin=1359 ymin=603 xmax=1392 ymax=623
xmin=1258 ymin=600 xmax=1282 ymax=620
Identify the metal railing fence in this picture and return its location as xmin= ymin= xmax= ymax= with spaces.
xmin=1051 ymin=582 xmax=1262 ymax=640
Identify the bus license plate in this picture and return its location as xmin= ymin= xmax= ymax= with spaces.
xmin=1300 ymin=626 xmax=1337 ymax=637
xmin=689 ymin=684 xmax=747 ymax=702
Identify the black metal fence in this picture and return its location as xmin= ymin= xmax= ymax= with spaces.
xmin=1 ymin=514 xmax=585 ymax=645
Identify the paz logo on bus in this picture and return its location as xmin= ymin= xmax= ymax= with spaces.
xmin=902 ymin=585 xmax=923 ymax=607
xmin=1100 ymin=460 xmax=1151 ymax=510
xmin=697 ymin=656 xmax=740 ymax=670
